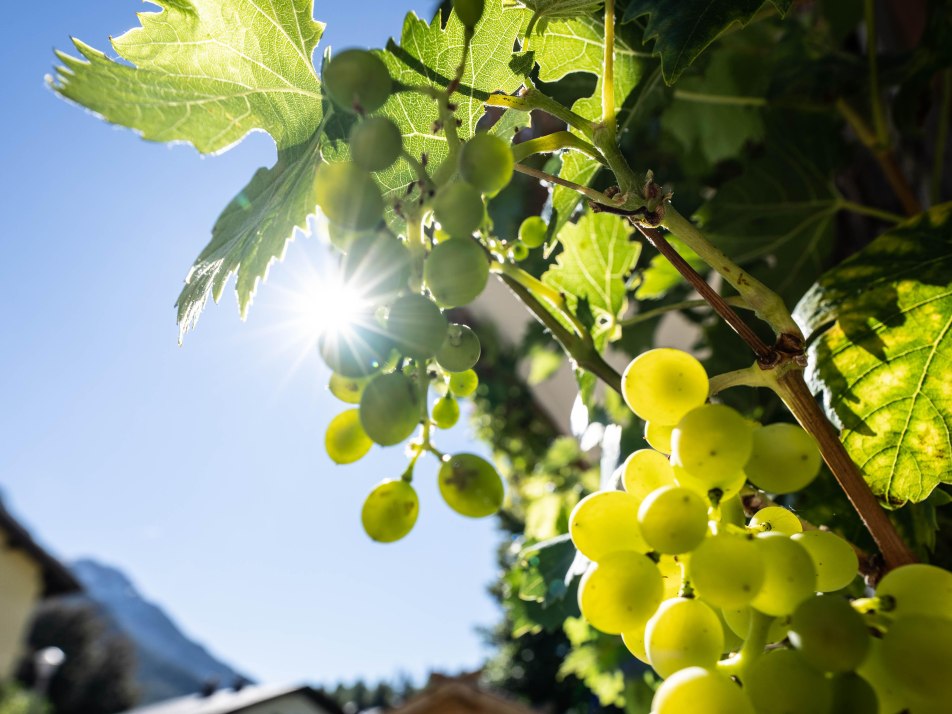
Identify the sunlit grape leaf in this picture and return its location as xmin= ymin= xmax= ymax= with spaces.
xmin=794 ymin=205 xmax=952 ymax=507
xmin=622 ymin=0 xmax=792 ymax=83
xmin=505 ymin=0 xmax=605 ymax=35
xmin=517 ymin=534 xmax=576 ymax=603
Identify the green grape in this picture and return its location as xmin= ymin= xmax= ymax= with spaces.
xmin=671 ymin=404 xmax=754 ymax=482
xmin=424 ymin=237 xmax=490 ymax=307
xmin=568 ymin=490 xmax=647 ymax=561
xmin=646 ymin=597 xmax=724 ymax=677
xmin=322 ymin=48 xmax=392 ymax=113
xmin=437 ymin=453 xmax=503 ymax=518
xmin=315 ymin=161 xmax=385 ymax=231
xmin=328 ymin=372 xmax=367 ymax=404
xmin=881 ymin=616 xmax=952 ymax=704
xmin=318 ymin=318 xmax=391 ymax=378
xmin=459 ymin=132 xmax=513 ymax=194
xmin=621 ymin=625 xmax=649 ymax=664
xmin=386 ymin=294 xmax=447 ymax=359
xmin=324 ymin=409 xmax=373 ymax=464
xmin=673 ymin=465 xmax=745 ymax=503
xmin=452 ymin=0 xmax=484 ymax=28
xmin=341 ymin=232 xmax=411 ymax=302
xmin=722 ymin=605 xmax=789 ymax=643
xmin=791 ymin=530 xmax=858 ymax=592
xmin=622 ymin=449 xmax=676 ymax=504
xmin=858 ymin=638 xmax=913 ymax=714
xmin=749 ymin=506 xmax=803 ymax=535
xmin=658 ymin=555 xmax=683 ymax=600
xmin=622 ymin=349 xmax=709 ymax=425
xmin=361 ymin=479 xmax=418 ymax=543
xmin=518 ymin=216 xmax=548 ymax=249
xmin=716 ymin=607 xmax=744 ymax=654
xmin=788 ymin=595 xmax=869 ymax=673
xmin=448 ymin=369 xmax=478 ymax=397
xmin=746 ymin=648 xmax=834 ymax=714
xmin=744 ymin=423 xmax=822 ymax=494
xmin=751 ymin=533 xmax=817 ymax=616
xmin=577 ymin=552 xmax=663 ymax=634
xmin=431 ymin=395 xmax=460 ymax=429
xmin=349 ymin=116 xmax=402 ymax=172
xmin=720 ymin=495 xmax=747 ymax=527
xmin=688 ymin=534 xmax=765 ymax=609
xmin=435 ymin=323 xmax=481 ymax=372
xmin=652 ymin=666 xmax=754 ymax=714
xmin=507 ymin=241 xmax=529 ymax=262
xmin=327 ymin=222 xmax=364 ymax=252
xmin=432 ymin=182 xmax=484 ymax=237
xmin=830 ymin=673 xmax=879 ymax=714
xmin=637 ymin=485 xmax=709 ymax=555
xmin=359 ymin=372 xmax=421 ymax=446
xmin=644 ymin=421 xmax=674 ymax=454
xmin=875 ymin=564 xmax=952 ymax=620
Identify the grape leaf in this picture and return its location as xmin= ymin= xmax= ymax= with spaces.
xmin=517 ymin=534 xmax=576 ymax=603
xmin=794 ymin=205 xmax=952 ymax=507
xmin=621 ymin=0 xmax=792 ymax=84
xmin=50 ymin=0 xmax=324 ymax=154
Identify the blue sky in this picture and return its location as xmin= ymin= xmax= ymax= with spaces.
xmin=1 ymin=1 xmax=506 ymax=688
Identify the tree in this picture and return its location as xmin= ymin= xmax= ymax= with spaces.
xmin=48 ymin=0 xmax=952 ymax=711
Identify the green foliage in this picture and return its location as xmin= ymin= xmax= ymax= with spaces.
xmin=0 ymin=685 xmax=48 ymax=714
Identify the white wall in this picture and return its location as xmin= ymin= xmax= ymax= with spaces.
xmin=0 ymin=537 xmax=43 ymax=679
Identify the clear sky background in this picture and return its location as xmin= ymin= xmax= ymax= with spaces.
xmin=1 ymin=0 xmax=505 ymax=689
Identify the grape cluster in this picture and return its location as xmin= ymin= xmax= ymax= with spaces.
xmin=569 ymin=347 xmax=952 ymax=713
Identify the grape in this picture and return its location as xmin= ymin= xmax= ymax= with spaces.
xmin=622 ymin=449 xmax=676 ymax=504
xmin=621 ymin=625 xmax=649 ymax=664
xmin=438 ymin=453 xmax=503 ymax=517
xmin=788 ymin=595 xmax=869 ymax=673
xmin=361 ymin=479 xmax=418 ymax=543
xmin=637 ymin=486 xmax=709 ymax=555
xmin=673 ymin=464 xmax=746 ymax=503
xmin=644 ymin=421 xmax=674 ymax=454
xmin=459 ymin=132 xmax=513 ymax=194
xmin=518 ymin=216 xmax=548 ymax=249
xmin=452 ymin=0 xmax=484 ymax=28
xmin=315 ymin=161 xmax=385 ymax=231
xmin=722 ymin=605 xmax=789 ymax=643
xmin=448 ymin=369 xmax=478 ymax=397
xmin=349 ymin=116 xmax=402 ymax=172
xmin=830 ymin=673 xmax=879 ymax=714
xmin=791 ymin=530 xmax=858 ymax=592
xmin=749 ymin=506 xmax=803 ymax=535
xmin=435 ymin=323 xmax=481 ymax=372
xmin=318 ymin=317 xmax=391 ymax=378
xmin=324 ymin=409 xmax=373 ymax=464
xmin=716 ymin=607 xmax=744 ymax=654
xmin=432 ymin=182 xmax=484 ymax=237
xmin=881 ymin=615 xmax=952 ymax=704
xmin=689 ymin=534 xmax=765 ymax=609
xmin=359 ymin=372 xmax=421 ymax=445
xmin=658 ymin=555 xmax=683 ymax=600
xmin=507 ymin=241 xmax=528 ymax=262
xmin=645 ymin=597 xmax=724 ymax=677
xmin=671 ymin=404 xmax=754 ymax=481
xmin=386 ymin=294 xmax=448 ymax=359
xmin=577 ymin=552 xmax=663 ymax=634
xmin=652 ymin=667 xmax=754 ymax=714
xmin=875 ymin=564 xmax=952 ymax=620
xmin=751 ymin=533 xmax=817 ymax=616
xmin=858 ymin=638 xmax=913 ymax=714
xmin=431 ymin=395 xmax=459 ymax=429
xmin=621 ymin=349 xmax=709 ymax=425
xmin=744 ymin=423 xmax=822 ymax=494
xmin=720 ymin=495 xmax=747 ymax=527
xmin=328 ymin=373 xmax=367 ymax=404
xmin=424 ymin=237 xmax=490 ymax=308
xmin=745 ymin=648 xmax=833 ymax=714
xmin=341 ymin=232 xmax=412 ymax=302
xmin=322 ymin=48 xmax=392 ymax=113
xmin=568 ymin=490 xmax=647 ymax=561
xmin=327 ymin=222 xmax=363 ymax=252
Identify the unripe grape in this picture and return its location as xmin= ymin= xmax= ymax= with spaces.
xmin=722 ymin=605 xmax=789 ymax=643
xmin=751 ymin=533 xmax=817 ymax=616
xmin=341 ymin=232 xmax=411 ymax=302
xmin=621 ymin=625 xmax=649 ymax=664
xmin=658 ymin=555 xmax=683 ymax=600
xmin=518 ymin=216 xmax=548 ymax=249
xmin=646 ymin=598 xmax=724 ymax=677
xmin=672 ymin=404 xmax=754 ymax=480
xmin=622 ymin=349 xmax=709 ymax=425
xmin=386 ymin=294 xmax=447 ymax=359
xmin=315 ymin=161 xmax=384 ymax=231
xmin=792 ymin=530 xmax=858 ymax=592
xmin=789 ymin=595 xmax=870 ymax=672
xmin=569 ymin=490 xmax=647 ymax=561
xmin=437 ymin=453 xmax=504 ymax=517
xmin=431 ymin=395 xmax=460 ymax=429
xmin=622 ymin=449 xmax=676 ymax=504
xmin=577 ymin=552 xmax=663 ymax=634
xmin=673 ymin=464 xmax=745 ymax=503
xmin=459 ymin=132 xmax=513 ymax=194
xmin=327 ymin=222 xmax=362 ymax=251
xmin=328 ymin=373 xmax=367 ymax=404
xmin=749 ymin=506 xmax=803 ymax=535
xmin=424 ymin=238 xmax=489 ymax=308
xmin=323 ymin=48 xmax=392 ymax=113
xmin=720 ymin=495 xmax=747 ymax=527
xmin=448 ymin=369 xmax=478 ymax=397
xmin=644 ymin=421 xmax=673 ymax=454
xmin=359 ymin=372 xmax=421 ymax=445
xmin=435 ymin=323 xmax=481 ymax=372
xmin=689 ymin=534 xmax=765 ymax=609
xmin=875 ymin=564 xmax=952 ymax=621
xmin=507 ymin=241 xmax=529 ymax=262
xmin=858 ymin=638 xmax=913 ymax=714
xmin=746 ymin=648 xmax=833 ymax=714
xmin=452 ymin=0 xmax=484 ymax=28
xmin=744 ymin=423 xmax=822 ymax=494
xmin=830 ymin=673 xmax=879 ymax=714
xmin=349 ymin=116 xmax=402 ymax=172
xmin=652 ymin=667 xmax=754 ymax=714
xmin=325 ymin=409 xmax=372 ymax=464
xmin=881 ymin=616 xmax=952 ymax=704
xmin=432 ymin=182 xmax=484 ymax=237
xmin=318 ymin=318 xmax=391 ymax=378
xmin=361 ymin=479 xmax=418 ymax=543
xmin=637 ymin=485 xmax=709 ymax=555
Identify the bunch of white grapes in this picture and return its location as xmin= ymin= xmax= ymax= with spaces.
xmin=570 ymin=348 xmax=952 ymax=714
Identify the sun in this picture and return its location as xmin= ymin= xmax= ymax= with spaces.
xmin=286 ymin=267 xmax=370 ymax=346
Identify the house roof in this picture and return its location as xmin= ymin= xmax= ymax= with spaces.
xmin=119 ymin=684 xmax=345 ymax=714
xmin=0 ymin=498 xmax=81 ymax=597
xmin=384 ymin=674 xmax=540 ymax=714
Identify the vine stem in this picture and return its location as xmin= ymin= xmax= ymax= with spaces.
xmin=601 ymin=0 xmax=616 ymax=135
xmin=513 ymin=162 xmax=612 ymax=204
xmin=511 ymin=131 xmax=605 ymax=164
xmin=864 ymin=0 xmax=889 ymax=146
xmin=486 ymin=88 xmax=596 ymax=139
xmin=494 ymin=261 xmax=590 ymax=338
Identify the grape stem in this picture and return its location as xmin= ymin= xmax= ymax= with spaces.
xmin=486 ymin=87 xmax=596 ymax=140
xmin=601 ymin=0 xmax=616 ymax=138
xmin=494 ymin=260 xmax=590 ymax=339
xmin=511 ymin=131 xmax=605 ymax=164
xmin=718 ymin=609 xmax=774 ymax=679
xmin=512 ymin=163 xmax=613 ymax=204
xmin=708 ymin=365 xmax=771 ymax=396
